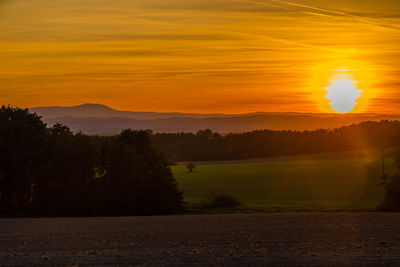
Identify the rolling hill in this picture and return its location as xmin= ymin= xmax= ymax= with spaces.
xmin=29 ymin=104 xmax=400 ymax=134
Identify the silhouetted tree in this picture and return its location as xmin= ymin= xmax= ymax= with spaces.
xmin=186 ymin=162 xmax=196 ymax=173
xmin=34 ymin=124 xmax=97 ymax=216
xmin=99 ymin=129 xmax=183 ymax=215
xmin=0 ymin=106 xmax=48 ymax=214
xmin=153 ymin=121 xmax=400 ymax=161
xmin=0 ymin=107 xmax=184 ymax=216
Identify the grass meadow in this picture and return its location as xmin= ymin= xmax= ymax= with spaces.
xmin=172 ymin=149 xmax=397 ymax=211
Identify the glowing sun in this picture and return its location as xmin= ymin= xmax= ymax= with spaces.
xmin=324 ymin=71 xmax=361 ymax=113
xmin=308 ymin=56 xmax=377 ymax=113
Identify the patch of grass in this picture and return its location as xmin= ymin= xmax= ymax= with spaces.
xmin=172 ymin=148 xmax=397 ymax=211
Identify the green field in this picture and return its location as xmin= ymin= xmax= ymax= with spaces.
xmin=172 ymin=149 xmax=397 ymax=211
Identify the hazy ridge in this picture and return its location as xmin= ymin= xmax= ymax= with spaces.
xmin=29 ymin=104 xmax=400 ymax=134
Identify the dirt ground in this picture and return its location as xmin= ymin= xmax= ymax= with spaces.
xmin=1 ymin=213 xmax=400 ymax=266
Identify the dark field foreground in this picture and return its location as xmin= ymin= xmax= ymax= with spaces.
xmin=1 ymin=214 xmax=400 ymax=266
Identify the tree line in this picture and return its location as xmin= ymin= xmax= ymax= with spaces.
xmin=3 ymin=105 xmax=400 ymax=216
xmin=0 ymin=106 xmax=183 ymax=216
xmin=152 ymin=121 xmax=400 ymax=162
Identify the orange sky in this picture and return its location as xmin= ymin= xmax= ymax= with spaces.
xmin=0 ymin=0 xmax=400 ymax=113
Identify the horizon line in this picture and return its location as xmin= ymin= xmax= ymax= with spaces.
xmin=26 ymin=103 xmax=400 ymax=116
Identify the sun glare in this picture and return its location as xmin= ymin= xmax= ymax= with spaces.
xmin=324 ymin=71 xmax=361 ymax=113
xmin=308 ymin=57 xmax=377 ymax=113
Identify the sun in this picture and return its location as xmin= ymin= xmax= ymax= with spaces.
xmin=308 ymin=56 xmax=377 ymax=113
xmin=324 ymin=71 xmax=361 ymax=113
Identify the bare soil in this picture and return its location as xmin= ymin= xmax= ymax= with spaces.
xmin=1 ymin=213 xmax=400 ymax=266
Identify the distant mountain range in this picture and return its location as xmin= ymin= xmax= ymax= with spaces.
xmin=29 ymin=104 xmax=400 ymax=135
xmin=30 ymin=103 xmax=235 ymax=120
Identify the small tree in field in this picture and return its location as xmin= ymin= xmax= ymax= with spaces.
xmin=186 ymin=162 xmax=196 ymax=173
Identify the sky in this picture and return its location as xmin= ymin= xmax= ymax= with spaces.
xmin=0 ymin=0 xmax=400 ymax=113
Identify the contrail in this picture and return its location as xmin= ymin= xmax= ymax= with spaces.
xmin=270 ymin=0 xmax=348 ymax=16
xmin=252 ymin=0 xmax=400 ymax=31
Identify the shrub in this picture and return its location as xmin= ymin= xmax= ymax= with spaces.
xmin=378 ymin=146 xmax=400 ymax=212
xmin=205 ymin=193 xmax=241 ymax=208
xmin=377 ymin=173 xmax=400 ymax=211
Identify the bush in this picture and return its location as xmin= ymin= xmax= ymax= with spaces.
xmin=377 ymin=173 xmax=400 ymax=211
xmin=378 ymin=146 xmax=400 ymax=212
xmin=205 ymin=193 xmax=241 ymax=208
